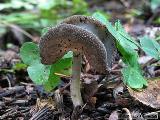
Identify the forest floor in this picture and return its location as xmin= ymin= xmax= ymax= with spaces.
xmin=0 ymin=0 xmax=160 ymax=120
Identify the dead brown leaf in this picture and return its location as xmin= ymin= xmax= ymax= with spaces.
xmin=128 ymin=78 xmax=160 ymax=109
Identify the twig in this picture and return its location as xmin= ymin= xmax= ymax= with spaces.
xmin=122 ymin=108 xmax=132 ymax=120
xmin=141 ymin=58 xmax=155 ymax=69
xmin=0 ymin=21 xmax=36 ymax=41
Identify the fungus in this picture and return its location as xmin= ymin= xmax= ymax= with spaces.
xmin=39 ymin=23 xmax=110 ymax=107
xmin=61 ymin=15 xmax=117 ymax=68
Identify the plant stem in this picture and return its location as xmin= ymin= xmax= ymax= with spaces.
xmin=71 ymin=52 xmax=83 ymax=107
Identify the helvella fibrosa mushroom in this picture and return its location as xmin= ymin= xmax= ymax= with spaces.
xmin=39 ymin=15 xmax=117 ymax=108
xmin=62 ymin=15 xmax=117 ymax=68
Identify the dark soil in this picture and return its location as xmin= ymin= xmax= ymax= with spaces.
xmin=0 ymin=0 xmax=160 ymax=120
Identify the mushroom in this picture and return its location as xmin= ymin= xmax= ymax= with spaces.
xmin=61 ymin=15 xmax=117 ymax=68
xmin=39 ymin=15 xmax=117 ymax=108
xmin=39 ymin=23 xmax=109 ymax=107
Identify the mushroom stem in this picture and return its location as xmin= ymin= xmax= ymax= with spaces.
xmin=71 ymin=52 xmax=83 ymax=107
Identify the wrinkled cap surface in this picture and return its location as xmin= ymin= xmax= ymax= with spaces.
xmin=62 ymin=15 xmax=117 ymax=68
xmin=39 ymin=23 xmax=109 ymax=74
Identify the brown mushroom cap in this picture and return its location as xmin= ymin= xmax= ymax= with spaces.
xmin=62 ymin=15 xmax=117 ymax=68
xmin=39 ymin=23 xmax=109 ymax=74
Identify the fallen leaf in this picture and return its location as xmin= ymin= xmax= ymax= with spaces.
xmin=128 ymin=78 xmax=160 ymax=109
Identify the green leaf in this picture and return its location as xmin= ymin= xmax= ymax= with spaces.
xmin=0 ymin=3 xmax=12 ymax=11
xmin=27 ymin=62 xmax=51 ymax=85
xmin=116 ymin=42 xmax=139 ymax=67
xmin=93 ymin=12 xmax=138 ymax=65
xmin=20 ymin=42 xmax=72 ymax=91
xmin=1 ymin=13 xmax=38 ymax=23
xmin=20 ymin=42 xmax=40 ymax=65
xmin=150 ymin=0 xmax=160 ymax=10
xmin=93 ymin=12 xmax=133 ymax=51
xmin=13 ymin=63 xmax=27 ymax=71
xmin=139 ymin=36 xmax=160 ymax=60
xmin=93 ymin=13 xmax=139 ymax=51
xmin=115 ymin=20 xmax=139 ymax=50
xmin=92 ymin=12 xmax=107 ymax=25
xmin=0 ymin=0 xmax=34 ymax=10
xmin=92 ymin=12 xmax=147 ymax=89
xmin=122 ymin=66 xmax=148 ymax=88
xmin=38 ymin=0 xmax=55 ymax=10
xmin=45 ymin=57 xmax=72 ymax=91
xmin=44 ymin=74 xmax=60 ymax=91
xmin=72 ymin=0 xmax=88 ymax=14
xmin=44 ymin=51 xmax=72 ymax=91
xmin=52 ymin=57 xmax=72 ymax=74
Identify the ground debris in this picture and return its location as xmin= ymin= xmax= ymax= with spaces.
xmin=129 ymin=78 xmax=160 ymax=109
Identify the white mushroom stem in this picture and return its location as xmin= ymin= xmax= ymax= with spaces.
xmin=71 ymin=52 xmax=83 ymax=107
